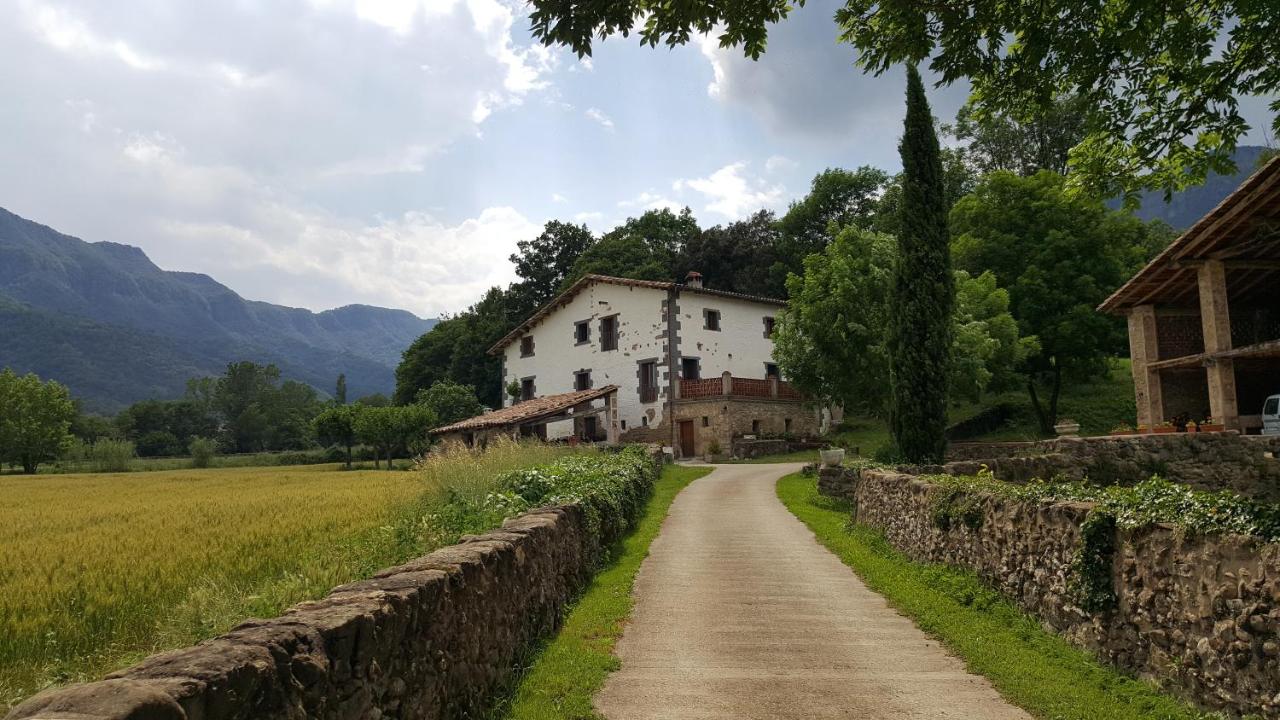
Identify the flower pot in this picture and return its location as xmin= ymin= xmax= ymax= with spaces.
xmin=1053 ymin=420 xmax=1081 ymax=438
xmin=1199 ymin=424 xmax=1225 ymax=433
xmin=1110 ymin=430 xmax=1133 ymax=436
xmin=1153 ymin=426 xmax=1176 ymax=434
xmin=820 ymin=448 xmax=845 ymax=467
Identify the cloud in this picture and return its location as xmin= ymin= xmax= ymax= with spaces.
xmin=585 ymin=107 xmax=615 ymax=131
xmin=1 ymin=0 xmax=567 ymax=315
xmin=674 ymin=162 xmax=784 ymax=219
xmin=765 ymin=154 xmax=797 ymax=173
xmin=551 ymin=192 xmax=568 ymax=203
xmin=618 ymin=191 xmax=681 ymax=212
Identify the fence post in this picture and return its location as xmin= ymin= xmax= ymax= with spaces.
xmin=721 ymin=371 xmax=733 ymax=396
xmin=770 ymin=377 xmax=778 ymax=398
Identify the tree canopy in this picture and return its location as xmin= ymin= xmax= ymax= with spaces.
xmin=528 ymin=0 xmax=1280 ymax=199
xmin=0 ymin=369 xmax=76 ymax=473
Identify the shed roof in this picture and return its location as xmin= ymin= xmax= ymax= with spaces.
xmin=430 ymin=385 xmax=618 ymax=434
xmin=488 ymin=274 xmax=786 ymax=354
xmin=1099 ymin=155 xmax=1280 ymax=313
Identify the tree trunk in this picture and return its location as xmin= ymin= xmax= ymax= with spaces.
xmin=22 ymin=455 xmax=38 ymax=474
xmin=345 ymin=442 xmax=352 ymax=469
xmin=1026 ymin=360 xmax=1063 ymax=435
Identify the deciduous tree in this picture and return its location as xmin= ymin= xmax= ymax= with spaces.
xmin=416 ymin=380 xmax=485 ymax=427
xmin=0 ymin=369 xmax=75 ymax=474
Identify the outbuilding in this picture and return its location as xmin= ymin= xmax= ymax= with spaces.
xmin=1099 ymin=156 xmax=1280 ymax=431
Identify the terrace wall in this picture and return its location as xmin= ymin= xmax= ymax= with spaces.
xmin=7 ymin=451 xmax=663 ymax=720
xmin=819 ymin=466 xmax=1280 ymax=717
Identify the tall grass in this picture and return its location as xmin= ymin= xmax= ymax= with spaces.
xmin=0 ymin=438 xmax=567 ymax=713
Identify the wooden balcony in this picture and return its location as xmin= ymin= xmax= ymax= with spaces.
xmin=678 ymin=372 xmax=803 ymax=401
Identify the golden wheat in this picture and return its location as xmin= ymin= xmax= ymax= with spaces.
xmin=0 ymin=439 xmax=565 ymax=712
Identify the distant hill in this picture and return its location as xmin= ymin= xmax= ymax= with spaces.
xmin=1122 ymin=145 xmax=1273 ymax=230
xmin=0 ymin=207 xmax=436 ymax=413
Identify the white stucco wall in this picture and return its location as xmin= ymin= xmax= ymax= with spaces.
xmin=501 ymin=282 xmax=671 ymax=438
xmin=676 ymin=290 xmax=781 ymax=381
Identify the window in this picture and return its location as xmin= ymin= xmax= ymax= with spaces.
xmin=701 ymin=416 xmax=709 ymax=427
xmin=784 ymin=418 xmax=792 ymax=433
xmin=1266 ymin=397 xmax=1279 ymax=415
xmin=574 ymin=370 xmax=591 ymax=391
xmin=681 ymin=357 xmax=700 ymax=380
xmin=520 ymin=335 xmax=534 ymax=357
xmin=765 ymin=363 xmax=780 ymax=379
xmin=620 ymin=419 xmax=627 ymax=430
xmin=751 ymin=419 xmax=760 ymax=435
xmin=703 ymin=309 xmax=721 ymax=331
xmin=638 ymin=360 xmax=659 ymax=403
xmin=600 ymin=316 xmax=618 ymax=351
xmin=763 ymin=316 xmax=776 ymax=338
xmin=574 ymin=320 xmax=590 ymax=344
xmin=520 ymin=377 xmax=535 ymax=402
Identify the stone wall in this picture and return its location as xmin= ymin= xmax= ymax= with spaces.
xmin=672 ymin=397 xmax=819 ymax=458
xmin=7 ymin=451 xmax=663 ymax=720
xmin=819 ymin=465 xmax=1280 ymax=717
xmin=940 ymin=432 xmax=1280 ymax=502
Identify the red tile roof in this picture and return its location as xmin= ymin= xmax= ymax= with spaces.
xmin=488 ymin=274 xmax=786 ymax=354
xmin=430 ymin=385 xmax=618 ymax=434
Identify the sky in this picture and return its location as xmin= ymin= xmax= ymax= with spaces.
xmin=1 ymin=0 xmax=1274 ymax=319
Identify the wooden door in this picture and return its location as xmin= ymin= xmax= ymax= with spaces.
xmin=679 ymin=420 xmax=696 ymax=459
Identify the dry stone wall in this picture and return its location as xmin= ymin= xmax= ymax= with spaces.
xmin=821 ymin=466 xmax=1280 ymax=717
xmin=7 ymin=450 xmax=662 ymax=720
xmin=938 ymin=433 xmax=1280 ymax=501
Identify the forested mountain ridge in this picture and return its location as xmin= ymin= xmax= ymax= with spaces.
xmin=1122 ymin=145 xmax=1273 ymax=230
xmin=0 ymin=207 xmax=435 ymax=412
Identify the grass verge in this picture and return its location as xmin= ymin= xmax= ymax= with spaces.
xmin=776 ymin=472 xmax=1210 ymax=720
xmin=496 ymin=464 xmax=713 ymax=720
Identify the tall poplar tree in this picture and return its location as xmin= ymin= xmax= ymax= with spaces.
xmin=888 ymin=66 xmax=954 ymax=463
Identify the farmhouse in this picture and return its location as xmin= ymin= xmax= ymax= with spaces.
xmin=479 ymin=272 xmax=819 ymax=457
xmin=1100 ymin=155 xmax=1280 ymax=431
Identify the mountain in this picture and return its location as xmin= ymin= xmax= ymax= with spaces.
xmin=1122 ymin=145 xmax=1273 ymax=230
xmin=0 ymin=207 xmax=436 ymax=413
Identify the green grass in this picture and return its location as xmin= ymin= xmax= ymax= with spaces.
xmin=496 ymin=464 xmax=713 ymax=720
xmin=830 ymin=359 xmax=1138 ymax=453
xmin=776 ymin=472 xmax=1210 ymax=720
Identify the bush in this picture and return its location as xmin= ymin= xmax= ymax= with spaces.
xmin=136 ymin=430 xmax=182 ymax=457
xmin=275 ymin=450 xmax=328 ymax=466
xmin=88 ymin=439 xmax=136 ymax=473
xmin=188 ymin=437 xmax=217 ymax=468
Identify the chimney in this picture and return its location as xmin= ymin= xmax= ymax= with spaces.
xmin=685 ymin=271 xmax=703 ymax=289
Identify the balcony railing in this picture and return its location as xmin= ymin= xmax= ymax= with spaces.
xmin=678 ymin=373 xmax=803 ymax=401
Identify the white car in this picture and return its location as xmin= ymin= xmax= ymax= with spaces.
xmin=1264 ymin=394 xmax=1280 ymax=436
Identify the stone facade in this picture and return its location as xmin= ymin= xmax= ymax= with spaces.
xmin=7 ymin=450 xmax=662 ymax=720
xmin=939 ymin=432 xmax=1280 ymax=502
xmin=819 ymin=466 xmax=1280 ymax=717
xmin=671 ymin=397 xmax=820 ymax=458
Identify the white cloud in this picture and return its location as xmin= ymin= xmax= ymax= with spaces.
xmin=765 ymin=154 xmax=797 ymax=173
xmin=551 ymin=192 xmax=568 ymax=203
xmin=674 ymin=162 xmax=784 ymax=219
xmin=585 ymin=107 xmax=615 ymax=131
xmin=618 ymin=190 xmax=681 ymax=212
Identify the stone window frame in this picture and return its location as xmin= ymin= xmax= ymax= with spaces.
xmin=573 ymin=368 xmax=593 ymax=391
xmin=680 ymin=355 xmax=701 ymax=380
xmin=637 ymin=357 xmax=660 ymax=404
xmin=519 ymin=335 xmax=535 ymax=358
xmin=519 ymin=376 xmax=536 ymax=402
xmin=574 ymin=320 xmax=591 ymax=345
xmin=701 ymin=416 xmax=710 ymax=427
xmin=751 ymin=419 xmax=760 ymax=435
xmin=703 ymin=308 xmax=721 ymax=331
xmin=600 ymin=314 xmax=619 ymax=352
xmin=765 ymin=362 xmax=780 ymax=379
xmin=763 ymin=316 xmax=776 ymax=338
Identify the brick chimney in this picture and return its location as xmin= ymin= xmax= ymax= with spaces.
xmin=685 ymin=270 xmax=703 ymax=289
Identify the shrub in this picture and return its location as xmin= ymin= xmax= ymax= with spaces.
xmin=88 ymin=439 xmax=136 ymax=473
xmin=136 ymin=431 xmax=182 ymax=458
xmin=275 ymin=450 xmax=328 ymax=466
xmin=188 ymin=437 xmax=217 ymax=468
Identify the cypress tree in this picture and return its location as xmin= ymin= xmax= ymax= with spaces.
xmin=888 ymin=65 xmax=954 ymax=462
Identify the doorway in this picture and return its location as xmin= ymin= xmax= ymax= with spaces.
xmin=678 ymin=420 xmax=696 ymax=459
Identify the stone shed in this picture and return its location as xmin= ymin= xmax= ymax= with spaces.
xmin=1100 ymin=155 xmax=1280 ymax=432
xmin=430 ymin=385 xmax=620 ymax=446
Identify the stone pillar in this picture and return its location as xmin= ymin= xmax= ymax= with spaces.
xmin=721 ymin=371 xmax=733 ymax=396
xmin=1197 ymin=260 xmax=1239 ymax=427
xmin=769 ymin=376 xmax=779 ymax=398
xmin=1127 ymin=305 xmax=1164 ymax=427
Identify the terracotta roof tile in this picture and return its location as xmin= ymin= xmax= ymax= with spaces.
xmin=431 ymin=385 xmax=618 ymax=434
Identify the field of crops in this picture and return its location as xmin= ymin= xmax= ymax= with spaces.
xmin=0 ymin=441 xmax=566 ymax=712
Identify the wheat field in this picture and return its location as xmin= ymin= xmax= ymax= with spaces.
xmin=0 ymin=440 xmax=565 ymax=712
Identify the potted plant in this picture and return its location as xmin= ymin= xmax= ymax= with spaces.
xmin=1153 ymin=420 xmax=1176 ymax=434
xmin=1199 ymin=417 xmax=1225 ymax=432
xmin=820 ymin=445 xmax=845 ymax=467
xmin=1053 ymin=418 xmax=1081 ymax=438
xmin=1110 ymin=423 xmax=1134 ymax=436
xmin=1135 ymin=423 xmax=1150 ymax=434
xmin=1184 ymin=420 xmax=1198 ymax=433
xmin=705 ymin=439 xmax=725 ymax=463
